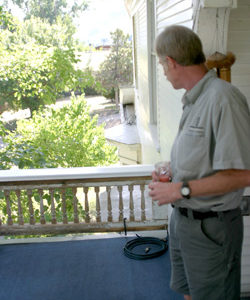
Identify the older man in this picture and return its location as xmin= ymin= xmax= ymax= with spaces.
xmin=149 ymin=25 xmax=250 ymax=300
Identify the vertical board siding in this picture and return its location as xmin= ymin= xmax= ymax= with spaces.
xmin=228 ymin=1 xmax=250 ymax=293
xmin=228 ymin=0 xmax=250 ymax=107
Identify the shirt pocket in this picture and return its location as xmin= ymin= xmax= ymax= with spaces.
xmin=186 ymin=126 xmax=205 ymax=136
xmin=176 ymin=127 xmax=207 ymax=172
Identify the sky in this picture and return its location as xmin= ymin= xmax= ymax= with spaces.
xmin=8 ymin=0 xmax=132 ymax=47
xmin=75 ymin=0 xmax=132 ymax=46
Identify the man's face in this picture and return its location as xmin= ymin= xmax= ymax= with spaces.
xmin=159 ymin=56 xmax=182 ymax=90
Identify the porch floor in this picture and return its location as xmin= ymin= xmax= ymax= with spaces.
xmin=0 ymin=231 xmax=183 ymax=300
xmin=0 ymin=232 xmax=249 ymax=300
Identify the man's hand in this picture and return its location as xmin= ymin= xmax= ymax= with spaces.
xmin=149 ymin=169 xmax=250 ymax=206
xmin=151 ymin=171 xmax=160 ymax=182
xmin=148 ymin=181 xmax=182 ymax=206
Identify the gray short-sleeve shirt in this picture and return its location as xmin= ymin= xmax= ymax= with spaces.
xmin=171 ymin=70 xmax=250 ymax=211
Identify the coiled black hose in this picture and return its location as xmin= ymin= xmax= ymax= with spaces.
xmin=123 ymin=235 xmax=168 ymax=260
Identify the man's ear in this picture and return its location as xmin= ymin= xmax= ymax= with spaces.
xmin=167 ymin=56 xmax=177 ymax=68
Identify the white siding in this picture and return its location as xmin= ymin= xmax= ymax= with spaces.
xmin=133 ymin=0 xmax=161 ymax=163
xmin=155 ymin=0 xmax=194 ymax=160
xmin=227 ymin=1 xmax=250 ymax=293
xmin=134 ymin=1 xmax=149 ymax=130
xmin=157 ymin=0 xmax=193 ymax=30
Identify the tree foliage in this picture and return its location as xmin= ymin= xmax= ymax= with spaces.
xmin=0 ymin=93 xmax=118 ymax=170
xmin=97 ymin=29 xmax=133 ymax=104
xmin=0 ymin=12 xmax=97 ymax=113
xmin=0 ymin=42 xmax=84 ymax=112
xmin=0 ymin=5 xmax=16 ymax=31
xmin=0 ymin=92 xmax=117 ymax=229
xmin=3 ymin=0 xmax=88 ymax=24
xmin=10 ymin=15 xmax=77 ymax=48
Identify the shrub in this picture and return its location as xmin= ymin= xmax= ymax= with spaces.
xmin=0 ymin=93 xmax=118 ymax=169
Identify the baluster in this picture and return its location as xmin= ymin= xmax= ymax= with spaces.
xmin=140 ymin=184 xmax=146 ymax=221
xmin=128 ymin=185 xmax=135 ymax=221
xmin=72 ymin=187 xmax=79 ymax=223
xmin=95 ymin=186 xmax=101 ymax=222
xmin=106 ymin=186 xmax=112 ymax=222
xmin=27 ymin=189 xmax=35 ymax=225
xmin=15 ymin=190 xmax=24 ymax=225
xmin=61 ymin=188 xmax=68 ymax=224
xmin=4 ymin=190 xmax=13 ymax=225
xmin=38 ymin=189 xmax=46 ymax=224
xmin=49 ymin=189 xmax=57 ymax=224
xmin=117 ymin=186 xmax=124 ymax=222
xmin=84 ymin=187 xmax=90 ymax=223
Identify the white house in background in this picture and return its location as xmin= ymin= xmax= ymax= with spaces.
xmin=124 ymin=0 xmax=250 ymax=296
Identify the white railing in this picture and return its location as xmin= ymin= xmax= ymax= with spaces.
xmin=0 ymin=165 xmax=167 ymax=236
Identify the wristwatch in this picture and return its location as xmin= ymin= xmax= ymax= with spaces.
xmin=181 ymin=182 xmax=191 ymax=199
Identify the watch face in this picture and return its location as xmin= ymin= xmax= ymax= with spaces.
xmin=182 ymin=187 xmax=190 ymax=196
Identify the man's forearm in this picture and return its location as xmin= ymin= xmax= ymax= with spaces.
xmin=187 ymin=169 xmax=250 ymax=198
xmin=149 ymin=169 xmax=250 ymax=206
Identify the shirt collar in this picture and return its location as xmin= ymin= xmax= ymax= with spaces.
xmin=182 ymin=69 xmax=217 ymax=107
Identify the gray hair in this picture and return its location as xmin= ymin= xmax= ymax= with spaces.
xmin=155 ymin=25 xmax=206 ymax=66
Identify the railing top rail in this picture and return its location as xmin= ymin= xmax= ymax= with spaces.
xmin=0 ymin=165 xmax=154 ymax=183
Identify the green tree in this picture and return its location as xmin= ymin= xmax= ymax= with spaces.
xmin=98 ymin=29 xmax=133 ymax=107
xmin=4 ymin=0 xmax=88 ymax=24
xmin=0 ymin=93 xmax=118 ymax=170
xmin=0 ymin=5 xmax=16 ymax=30
xmin=11 ymin=15 xmax=77 ymax=48
xmin=0 ymin=15 xmax=97 ymax=113
xmin=0 ymin=2 xmax=100 ymax=114
xmin=0 ymin=41 xmax=88 ymax=113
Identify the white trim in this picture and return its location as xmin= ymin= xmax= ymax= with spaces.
xmin=147 ymin=0 xmax=158 ymax=125
xmin=0 ymin=165 xmax=154 ymax=182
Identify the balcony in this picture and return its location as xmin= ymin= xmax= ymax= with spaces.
xmin=0 ymin=165 xmax=167 ymax=237
xmin=0 ymin=165 xmax=250 ymax=300
xmin=0 ymin=165 xmax=176 ymax=300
